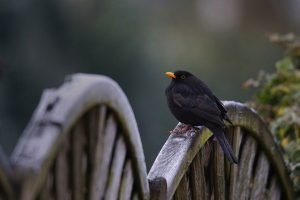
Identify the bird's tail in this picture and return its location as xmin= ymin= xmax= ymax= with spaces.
xmin=212 ymin=129 xmax=238 ymax=164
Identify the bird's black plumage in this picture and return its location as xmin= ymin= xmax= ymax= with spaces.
xmin=165 ymin=70 xmax=238 ymax=163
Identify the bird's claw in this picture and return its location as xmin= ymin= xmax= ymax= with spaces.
xmin=170 ymin=123 xmax=196 ymax=137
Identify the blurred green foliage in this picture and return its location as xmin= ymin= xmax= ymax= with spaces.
xmin=244 ymin=33 xmax=300 ymax=196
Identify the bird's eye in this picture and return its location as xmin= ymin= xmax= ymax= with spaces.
xmin=180 ymin=75 xmax=186 ymax=79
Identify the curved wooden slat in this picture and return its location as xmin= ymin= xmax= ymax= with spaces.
xmin=104 ymin=135 xmax=127 ymax=200
xmin=148 ymin=101 xmax=294 ymax=200
xmin=119 ymin=160 xmax=134 ymax=200
xmin=269 ymin=176 xmax=281 ymax=200
xmin=10 ymin=74 xmax=149 ymax=199
xmin=55 ymin=136 xmax=71 ymax=200
xmin=250 ymin=152 xmax=270 ymax=200
xmin=71 ymin=120 xmax=86 ymax=200
xmin=233 ymin=134 xmax=257 ymax=200
xmin=229 ymin=126 xmax=243 ymax=199
xmin=90 ymin=113 xmax=118 ymax=200
xmin=212 ymin=142 xmax=225 ymax=200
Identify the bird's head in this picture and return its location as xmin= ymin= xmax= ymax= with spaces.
xmin=165 ymin=70 xmax=193 ymax=81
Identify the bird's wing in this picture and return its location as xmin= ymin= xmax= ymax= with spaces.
xmin=213 ymin=95 xmax=233 ymax=124
xmin=173 ymin=92 xmax=223 ymax=125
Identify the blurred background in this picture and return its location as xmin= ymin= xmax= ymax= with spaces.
xmin=0 ymin=0 xmax=300 ymax=169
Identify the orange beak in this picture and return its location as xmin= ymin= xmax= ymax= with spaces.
xmin=165 ymin=72 xmax=176 ymax=79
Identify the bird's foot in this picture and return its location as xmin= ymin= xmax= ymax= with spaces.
xmin=170 ymin=123 xmax=195 ymax=137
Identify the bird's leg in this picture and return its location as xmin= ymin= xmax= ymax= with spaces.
xmin=170 ymin=123 xmax=193 ymax=135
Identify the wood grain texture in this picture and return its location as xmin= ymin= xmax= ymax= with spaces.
xmin=148 ymin=127 xmax=213 ymax=200
xmin=250 ymin=152 xmax=270 ymax=200
xmin=90 ymin=114 xmax=117 ymax=200
xmin=189 ymin=151 xmax=208 ymax=200
xmin=87 ymin=107 xmax=108 ymax=200
xmin=233 ymin=135 xmax=257 ymax=200
xmin=212 ymin=141 xmax=225 ymax=200
xmin=119 ymin=160 xmax=134 ymax=200
xmin=229 ymin=127 xmax=243 ymax=200
xmin=105 ymin=135 xmax=127 ymax=200
xmin=172 ymin=174 xmax=190 ymax=200
xmin=149 ymin=177 xmax=167 ymax=200
xmin=86 ymin=106 xmax=101 ymax=171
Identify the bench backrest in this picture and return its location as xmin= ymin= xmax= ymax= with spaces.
xmin=10 ymin=74 xmax=149 ymax=200
xmin=148 ymin=101 xmax=294 ymax=200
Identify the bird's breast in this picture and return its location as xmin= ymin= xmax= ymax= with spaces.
xmin=167 ymin=94 xmax=197 ymax=125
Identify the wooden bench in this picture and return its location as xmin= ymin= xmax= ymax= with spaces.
xmin=148 ymin=102 xmax=294 ymax=200
xmin=10 ymin=74 xmax=149 ymax=200
xmin=0 ymin=74 xmax=295 ymax=200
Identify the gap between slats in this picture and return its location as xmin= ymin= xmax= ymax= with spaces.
xmin=118 ymin=160 xmax=134 ymax=200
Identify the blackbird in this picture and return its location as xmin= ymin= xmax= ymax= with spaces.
xmin=165 ymin=70 xmax=238 ymax=163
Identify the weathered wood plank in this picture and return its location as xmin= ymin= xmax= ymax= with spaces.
xmin=212 ymin=141 xmax=225 ymax=200
xmin=19 ymin=125 xmax=60 ymax=200
xmin=12 ymin=89 xmax=61 ymax=171
xmin=55 ymin=138 xmax=71 ymax=200
xmin=71 ymin=120 xmax=86 ymax=200
xmin=189 ymin=151 xmax=208 ymax=200
xmin=119 ymin=160 xmax=134 ymax=200
xmin=89 ymin=114 xmax=117 ymax=200
xmin=224 ymin=126 xmax=237 ymax=181
xmin=37 ymin=172 xmax=54 ymax=200
xmin=250 ymin=152 xmax=270 ymax=200
xmin=268 ymin=176 xmax=281 ymax=200
xmin=87 ymin=106 xmax=106 ymax=197
xmin=148 ymin=126 xmax=213 ymax=200
xmin=86 ymin=106 xmax=101 ymax=170
xmin=172 ymin=174 xmax=190 ymax=200
xmin=229 ymin=127 xmax=243 ymax=200
xmin=105 ymin=135 xmax=127 ymax=200
xmin=232 ymin=135 xmax=257 ymax=200
xmin=149 ymin=177 xmax=167 ymax=200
